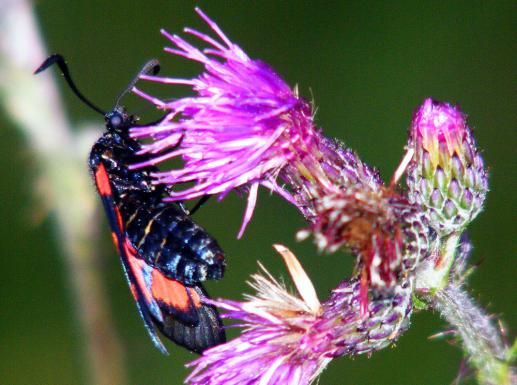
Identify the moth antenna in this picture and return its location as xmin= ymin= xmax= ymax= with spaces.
xmin=114 ymin=59 xmax=160 ymax=109
xmin=34 ymin=54 xmax=106 ymax=115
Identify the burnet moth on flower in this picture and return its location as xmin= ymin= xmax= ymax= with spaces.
xmin=35 ymin=54 xmax=226 ymax=354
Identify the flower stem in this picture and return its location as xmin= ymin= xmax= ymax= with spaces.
xmin=433 ymin=284 xmax=513 ymax=385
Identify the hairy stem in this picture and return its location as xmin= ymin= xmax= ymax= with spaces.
xmin=433 ymin=284 xmax=512 ymax=385
xmin=0 ymin=1 xmax=127 ymax=384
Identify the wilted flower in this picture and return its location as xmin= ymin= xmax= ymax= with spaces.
xmin=307 ymin=184 xmax=428 ymax=313
xmin=406 ymin=98 xmax=488 ymax=236
xmin=187 ymin=245 xmax=412 ymax=385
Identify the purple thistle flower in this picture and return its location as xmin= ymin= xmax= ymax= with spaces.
xmin=130 ymin=9 xmax=429 ymax=311
xmin=130 ymin=8 xmax=316 ymax=237
xmin=186 ymin=245 xmax=412 ymax=385
xmin=130 ymin=9 xmax=384 ymax=239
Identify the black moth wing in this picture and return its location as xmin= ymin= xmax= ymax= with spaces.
xmin=92 ymin=160 xmax=169 ymax=354
xmin=157 ymin=286 xmax=226 ymax=354
xmin=91 ymin=134 xmax=226 ymax=354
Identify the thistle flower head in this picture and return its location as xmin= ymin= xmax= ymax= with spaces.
xmin=130 ymin=8 xmax=315 ymax=237
xmin=406 ymin=98 xmax=488 ymax=235
xmin=186 ymin=246 xmax=413 ymax=385
xmin=186 ymin=245 xmax=327 ymax=385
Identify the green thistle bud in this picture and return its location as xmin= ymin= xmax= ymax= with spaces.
xmin=407 ymin=98 xmax=488 ymax=236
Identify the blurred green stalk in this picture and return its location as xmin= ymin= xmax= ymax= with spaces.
xmin=434 ymin=284 xmax=513 ymax=385
xmin=416 ymin=232 xmax=515 ymax=384
xmin=0 ymin=1 xmax=127 ymax=384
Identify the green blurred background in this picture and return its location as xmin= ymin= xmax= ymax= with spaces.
xmin=1 ymin=1 xmax=515 ymax=384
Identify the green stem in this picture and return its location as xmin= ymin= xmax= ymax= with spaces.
xmin=433 ymin=284 xmax=512 ymax=385
xmin=415 ymin=232 xmax=461 ymax=293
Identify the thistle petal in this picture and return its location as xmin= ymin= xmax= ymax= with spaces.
xmin=273 ymin=244 xmax=321 ymax=314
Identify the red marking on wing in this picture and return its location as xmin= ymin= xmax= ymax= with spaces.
xmin=111 ymin=232 xmax=119 ymax=249
xmin=124 ymin=238 xmax=138 ymax=255
xmin=114 ymin=206 xmax=124 ymax=230
xmin=151 ymin=269 xmax=191 ymax=311
xmin=94 ymin=163 xmax=112 ymax=196
xmin=124 ymin=239 xmax=154 ymax=305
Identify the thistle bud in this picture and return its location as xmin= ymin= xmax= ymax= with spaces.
xmin=406 ymin=98 xmax=488 ymax=236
